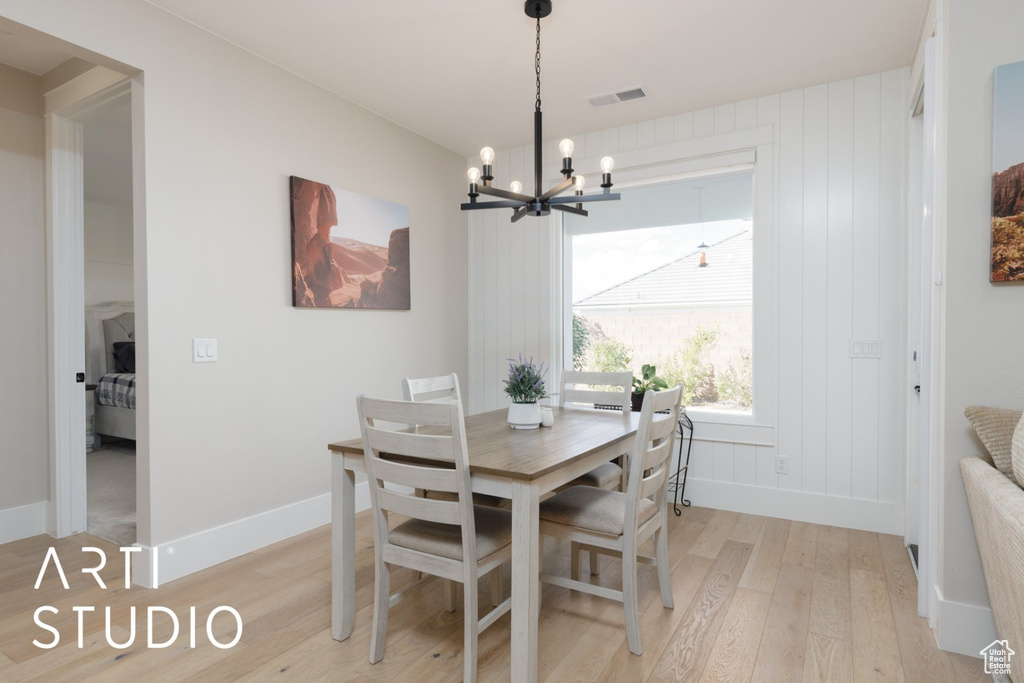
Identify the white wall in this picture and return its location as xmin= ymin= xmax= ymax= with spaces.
xmin=0 ymin=62 xmax=48 ymax=538
xmin=0 ymin=0 xmax=468 ymax=560
xmin=84 ymin=199 xmax=133 ymax=306
xmin=469 ymin=69 xmax=909 ymax=533
xmin=934 ymin=0 xmax=1024 ymax=654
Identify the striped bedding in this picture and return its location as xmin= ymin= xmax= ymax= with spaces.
xmin=96 ymin=373 xmax=136 ymax=409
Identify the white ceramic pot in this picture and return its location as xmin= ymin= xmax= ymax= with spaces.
xmin=508 ymin=402 xmax=542 ymax=430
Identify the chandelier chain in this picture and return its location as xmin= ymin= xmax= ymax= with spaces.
xmin=535 ymin=15 xmax=541 ymax=112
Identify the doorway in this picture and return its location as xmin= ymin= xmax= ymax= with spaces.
xmin=46 ymin=67 xmax=147 ymax=551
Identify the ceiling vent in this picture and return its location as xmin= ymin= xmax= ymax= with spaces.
xmin=586 ymin=86 xmax=648 ymax=108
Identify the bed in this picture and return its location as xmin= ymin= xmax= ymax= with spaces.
xmin=86 ymin=302 xmax=136 ymax=442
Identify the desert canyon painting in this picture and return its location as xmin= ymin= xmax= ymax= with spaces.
xmin=290 ymin=176 xmax=411 ymax=308
xmin=992 ymin=60 xmax=1024 ymax=282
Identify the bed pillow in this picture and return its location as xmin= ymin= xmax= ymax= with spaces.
xmin=112 ymin=341 xmax=136 ymax=373
xmin=964 ymin=405 xmax=1023 ymax=480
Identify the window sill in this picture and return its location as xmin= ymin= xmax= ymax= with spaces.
xmin=683 ymin=411 xmax=774 ymax=447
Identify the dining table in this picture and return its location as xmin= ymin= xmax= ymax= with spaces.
xmin=327 ymin=405 xmax=641 ymax=682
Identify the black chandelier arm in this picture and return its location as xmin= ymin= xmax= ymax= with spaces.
xmin=476 ymin=185 xmax=534 ymax=202
xmin=537 ymin=176 xmax=575 ymax=202
xmin=511 ymin=206 xmax=531 ymax=223
xmin=552 ymin=204 xmax=588 ymax=217
xmin=461 ymin=199 xmax=530 ymax=211
xmin=547 ymin=191 xmax=621 ymax=206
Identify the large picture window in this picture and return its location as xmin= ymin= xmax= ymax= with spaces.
xmin=564 ymin=172 xmax=754 ymax=415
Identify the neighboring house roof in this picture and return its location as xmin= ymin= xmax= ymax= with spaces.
xmin=574 ymin=229 xmax=753 ymax=308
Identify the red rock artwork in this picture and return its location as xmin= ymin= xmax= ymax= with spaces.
xmin=991 ymin=60 xmax=1024 ymax=283
xmin=290 ymin=176 xmax=411 ymax=308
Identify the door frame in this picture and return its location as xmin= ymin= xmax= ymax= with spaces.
xmin=45 ymin=72 xmax=141 ymax=538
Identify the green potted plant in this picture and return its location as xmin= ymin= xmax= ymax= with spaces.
xmin=504 ymin=355 xmax=548 ymax=429
xmin=631 ymin=363 xmax=669 ymax=412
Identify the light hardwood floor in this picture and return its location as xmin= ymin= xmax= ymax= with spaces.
xmin=0 ymin=506 xmax=989 ymax=682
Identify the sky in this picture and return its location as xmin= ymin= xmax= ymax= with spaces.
xmin=329 ymin=186 xmax=409 ymax=247
xmin=994 ymin=60 xmax=1024 ymax=173
xmin=572 ymin=218 xmax=751 ymax=302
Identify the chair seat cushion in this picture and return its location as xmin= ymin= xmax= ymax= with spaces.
xmin=389 ymin=505 xmax=512 ymax=561
xmin=539 ymin=486 xmax=657 ymax=537
xmin=568 ymin=461 xmax=623 ymax=488
xmin=424 ymin=489 xmax=506 ymax=508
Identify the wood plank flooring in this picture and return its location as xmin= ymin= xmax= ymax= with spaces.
xmin=0 ymin=507 xmax=989 ymax=682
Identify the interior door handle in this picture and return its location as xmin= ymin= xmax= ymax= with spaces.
xmin=914 ymin=385 xmax=921 ymax=394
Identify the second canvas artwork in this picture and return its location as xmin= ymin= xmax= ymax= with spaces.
xmin=290 ymin=176 xmax=411 ymax=309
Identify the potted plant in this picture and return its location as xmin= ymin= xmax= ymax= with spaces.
xmin=504 ymin=355 xmax=548 ymax=429
xmin=631 ymin=363 xmax=669 ymax=412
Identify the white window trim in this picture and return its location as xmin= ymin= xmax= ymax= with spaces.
xmin=550 ymin=133 xmax=778 ymax=445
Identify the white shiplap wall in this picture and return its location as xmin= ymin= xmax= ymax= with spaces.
xmin=468 ymin=68 xmax=909 ymax=533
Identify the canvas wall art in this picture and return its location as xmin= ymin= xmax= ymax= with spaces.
xmin=992 ymin=60 xmax=1024 ymax=282
xmin=290 ymin=176 xmax=411 ymax=308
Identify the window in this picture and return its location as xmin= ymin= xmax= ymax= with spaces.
xmin=564 ymin=172 xmax=754 ymax=415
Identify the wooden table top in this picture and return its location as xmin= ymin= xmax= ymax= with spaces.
xmin=328 ymin=407 xmax=640 ymax=481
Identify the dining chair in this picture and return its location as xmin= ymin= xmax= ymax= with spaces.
xmin=559 ymin=369 xmax=633 ymax=573
xmin=402 ymin=373 xmax=505 ymax=610
xmin=356 ymin=394 xmax=512 ymax=682
xmin=538 ymin=383 xmax=682 ymax=656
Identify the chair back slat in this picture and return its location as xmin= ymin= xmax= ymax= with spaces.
xmin=561 ymin=370 xmax=632 ymax=414
xmin=371 ymin=457 xmax=459 ymax=494
xmin=625 ymin=384 xmax=682 ymax=531
xmin=403 ymin=373 xmax=462 ymax=403
xmin=376 ymin=488 xmax=463 ymax=525
xmin=641 ymin=437 xmax=674 ymax=473
xmin=364 ymin=427 xmax=456 ymax=461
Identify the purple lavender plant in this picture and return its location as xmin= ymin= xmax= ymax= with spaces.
xmin=503 ymin=354 xmax=548 ymax=404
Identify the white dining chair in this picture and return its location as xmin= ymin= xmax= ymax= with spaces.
xmin=558 ymin=369 xmax=633 ymax=573
xmin=357 ymin=394 xmax=512 ymax=682
xmin=538 ymin=383 xmax=682 ymax=656
xmin=402 ymin=373 xmax=505 ymax=610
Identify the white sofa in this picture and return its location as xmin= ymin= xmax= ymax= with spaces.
xmin=961 ymin=405 xmax=1024 ymax=677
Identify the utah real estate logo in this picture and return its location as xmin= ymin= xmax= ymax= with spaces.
xmin=980 ymin=639 xmax=1015 ymax=676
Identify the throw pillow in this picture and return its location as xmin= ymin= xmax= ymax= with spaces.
xmin=112 ymin=341 xmax=136 ymax=373
xmin=1013 ymin=412 xmax=1024 ymax=488
xmin=964 ymin=406 xmax=1023 ymax=480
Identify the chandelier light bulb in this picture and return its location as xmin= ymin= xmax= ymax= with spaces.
xmin=574 ymin=175 xmax=586 ymax=191
xmin=510 ymin=180 xmax=523 ymax=194
xmin=480 ymin=147 xmax=495 ymax=165
xmin=600 ymin=156 xmax=615 ymax=173
xmin=467 ymin=167 xmax=481 ymax=184
xmin=558 ymin=139 xmax=575 ymax=159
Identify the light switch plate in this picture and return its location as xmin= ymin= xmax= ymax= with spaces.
xmin=193 ymin=338 xmax=217 ymax=363
xmin=849 ymin=339 xmax=882 ymax=359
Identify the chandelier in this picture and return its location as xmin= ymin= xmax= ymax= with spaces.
xmin=461 ymin=0 xmax=620 ymax=223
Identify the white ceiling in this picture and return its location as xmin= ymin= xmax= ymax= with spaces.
xmin=145 ymin=0 xmax=928 ymax=157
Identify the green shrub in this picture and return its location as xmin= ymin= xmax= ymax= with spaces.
xmin=660 ymin=324 xmax=720 ymax=405
xmin=719 ymin=348 xmax=753 ymax=409
xmin=589 ymin=338 xmax=632 ymax=373
xmin=572 ymin=314 xmax=589 ymax=371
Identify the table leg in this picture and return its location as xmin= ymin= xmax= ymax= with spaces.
xmin=511 ymin=480 xmax=540 ymax=683
xmin=332 ymin=456 xmax=356 ymax=641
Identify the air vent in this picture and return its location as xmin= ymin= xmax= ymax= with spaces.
xmin=586 ymin=86 xmax=648 ymax=108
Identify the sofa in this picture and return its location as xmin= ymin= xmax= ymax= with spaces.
xmin=961 ymin=405 xmax=1024 ymax=675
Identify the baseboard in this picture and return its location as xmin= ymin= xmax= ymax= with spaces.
xmin=0 ymin=501 xmax=49 ymax=544
xmin=934 ymin=584 xmax=996 ymax=658
xmin=132 ymin=481 xmax=370 ymax=587
xmin=684 ymin=478 xmax=905 ymax=535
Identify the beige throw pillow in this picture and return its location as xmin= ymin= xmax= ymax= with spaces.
xmin=1013 ymin=412 xmax=1024 ymax=488
xmin=964 ymin=406 xmax=1023 ymax=480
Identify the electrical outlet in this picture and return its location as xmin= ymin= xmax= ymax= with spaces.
xmin=775 ymin=455 xmax=789 ymax=475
